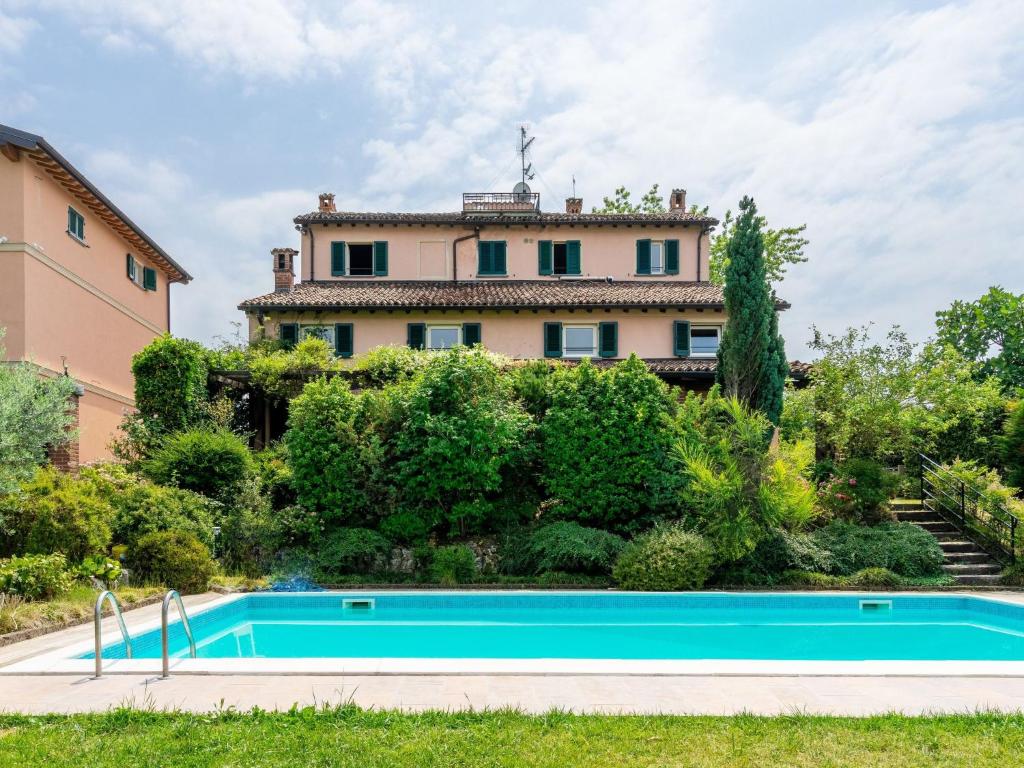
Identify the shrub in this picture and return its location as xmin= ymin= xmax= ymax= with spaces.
xmin=395 ymin=348 xmax=530 ymax=535
xmin=542 ymin=356 xmax=680 ymax=533
xmin=354 ymin=345 xmax=428 ymax=387
xmin=285 ymin=377 xmax=367 ymax=526
xmin=942 ymin=459 xmax=1024 ymax=518
xmin=380 ymin=511 xmax=430 ymax=546
xmin=811 ymin=521 xmax=945 ymax=578
xmin=129 ymin=531 xmax=215 ymax=594
xmin=508 ymin=360 xmax=555 ymax=418
xmin=721 ymin=529 xmax=833 ymax=584
xmin=144 ymin=428 xmax=253 ymax=505
xmin=217 ymin=476 xmax=280 ymax=578
xmin=0 ymin=554 xmax=74 ymax=600
xmin=1003 ymin=402 xmax=1024 ymax=489
xmin=249 ymin=336 xmax=340 ymax=400
xmin=527 ymin=522 xmax=625 ymax=576
xmin=429 ymin=545 xmax=477 ymax=586
xmin=817 ymin=458 xmax=896 ymax=525
xmin=779 ymin=570 xmax=845 ymax=588
xmin=846 ymin=567 xmax=903 ymax=589
xmin=0 ymin=467 xmax=112 ymax=562
xmin=77 ymin=555 xmax=122 ymax=589
xmin=612 ymin=525 xmax=715 ymax=591
xmin=252 ymin=443 xmax=296 ymax=510
xmin=131 ymin=334 xmax=210 ymax=434
xmin=83 ymin=465 xmax=217 ymax=551
xmin=313 ymin=528 xmax=391 ymax=582
xmin=1001 ymin=561 xmax=1024 ymax=587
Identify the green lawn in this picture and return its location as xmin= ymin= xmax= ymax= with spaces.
xmin=2 ymin=708 xmax=1024 ymax=767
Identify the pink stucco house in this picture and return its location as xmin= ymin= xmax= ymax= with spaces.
xmin=239 ymin=189 xmax=790 ymax=388
xmin=0 ymin=124 xmax=192 ymax=465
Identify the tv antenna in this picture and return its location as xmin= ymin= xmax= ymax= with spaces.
xmin=518 ymin=125 xmax=535 ymax=188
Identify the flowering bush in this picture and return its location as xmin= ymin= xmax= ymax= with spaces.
xmin=817 ymin=458 xmax=895 ymax=524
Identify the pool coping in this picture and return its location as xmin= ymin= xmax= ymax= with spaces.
xmin=8 ymin=589 xmax=1024 ymax=677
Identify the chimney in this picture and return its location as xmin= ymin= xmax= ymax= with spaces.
xmin=272 ymin=247 xmax=297 ymax=292
xmin=669 ymin=188 xmax=687 ymax=211
xmin=565 ymin=197 xmax=583 ymax=214
xmin=318 ymin=192 xmax=336 ymax=213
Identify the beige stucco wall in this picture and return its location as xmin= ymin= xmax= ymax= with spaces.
xmin=299 ymin=223 xmax=711 ymax=284
xmin=254 ymin=308 xmax=726 ymax=360
xmin=0 ymin=151 xmax=174 ymax=463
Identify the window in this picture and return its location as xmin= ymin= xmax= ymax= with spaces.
xmin=553 ymin=243 xmax=567 ymax=274
xmin=347 ymin=243 xmax=374 ymax=276
xmin=539 ymin=240 xmax=581 ymax=275
xmin=649 ymin=241 xmax=665 ymax=275
xmin=690 ymin=325 xmax=721 ymax=357
xmin=478 ymin=241 xmax=507 ymax=275
xmin=427 ymin=325 xmax=461 ymax=350
xmin=563 ymin=325 xmax=597 ymax=358
xmin=126 ymin=254 xmax=139 ymax=285
xmin=67 ymin=207 xmax=85 ymax=242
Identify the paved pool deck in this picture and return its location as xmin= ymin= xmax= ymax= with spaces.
xmin=4 ymin=590 xmax=1024 ymax=715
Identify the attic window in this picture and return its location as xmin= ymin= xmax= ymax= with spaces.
xmin=348 ymin=243 xmax=373 ymax=276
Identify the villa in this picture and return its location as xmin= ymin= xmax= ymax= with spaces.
xmin=0 ymin=124 xmax=192 ymax=465
xmin=238 ymin=189 xmax=789 ymax=389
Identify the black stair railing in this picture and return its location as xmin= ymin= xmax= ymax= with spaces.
xmin=919 ymin=453 xmax=1020 ymax=563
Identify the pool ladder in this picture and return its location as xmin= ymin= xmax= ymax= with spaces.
xmin=92 ymin=589 xmax=197 ymax=679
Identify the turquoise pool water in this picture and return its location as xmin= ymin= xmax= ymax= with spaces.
xmin=84 ymin=593 xmax=1024 ymax=661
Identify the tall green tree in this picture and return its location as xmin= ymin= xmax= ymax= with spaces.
xmin=0 ymin=329 xmax=78 ymax=493
xmin=715 ymin=196 xmax=788 ymax=424
xmin=935 ymin=286 xmax=1024 ymax=393
xmin=709 ymin=209 xmax=808 ymax=285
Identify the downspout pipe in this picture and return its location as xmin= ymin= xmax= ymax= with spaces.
xmin=451 ymin=227 xmax=480 ymax=282
xmin=696 ymin=224 xmax=706 ymax=282
xmin=295 ymin=224 xmax=315 ymax=281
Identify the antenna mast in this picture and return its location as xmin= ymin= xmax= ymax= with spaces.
xmin=518 ymin=125 xmax=535 ymax=187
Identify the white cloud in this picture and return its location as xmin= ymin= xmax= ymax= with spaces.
xmin=0 ymin=8 xmax=36 ymax=56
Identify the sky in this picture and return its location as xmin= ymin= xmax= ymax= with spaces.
xmin=1 ymin=0 xmax=1022 ymax=358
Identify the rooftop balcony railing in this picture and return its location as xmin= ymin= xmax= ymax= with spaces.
xmin=463 ymin=192 xmax=540 ymax=214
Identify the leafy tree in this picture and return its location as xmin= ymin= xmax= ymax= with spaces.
xmin=1003 ymin=402 xmax=1024 ymax=489
xmin=709 ymin=209 xmax=808 ymax=285
xmin=935 ymin=286 xmax=1024 ymax=392
xmin=131 ymin=334 xmax=210 ymax=433
xmin=540 ymin=355 xmax=681 ymax=533
xmin=0 ymin=329 xmax=78 ymax=493
xmin=591 ymin=184 xmax=666 ymax=214
xmin=715 ymin=196 xmax=788 ymax=423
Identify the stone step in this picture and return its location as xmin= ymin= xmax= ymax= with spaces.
xmin=897 ymin=509 xmax=941 ymax=522
xmin=943 ymin=552 xmax=993 ymax=565
xmin=942 ymin=562 xmax=1003 ymax=575
xmin=915 ymin=521 xmax=959 ymax=534
xmin=891 ymin=500 xmax=924 ymax=511
xmin=954 ymin=573 xmax=1004 ymax=586
xmin=939 ymin=540 xmax=982 ymax=552
xmin=933 ymin=531 xmax=972 ymax=542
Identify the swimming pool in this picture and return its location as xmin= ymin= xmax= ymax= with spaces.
xmin=80 ymin=592 xmax=1024 ymax=663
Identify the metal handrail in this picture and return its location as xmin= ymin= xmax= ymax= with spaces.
xmin=93 ymin=590 xmax=132 ymax=679
xmin=919 ymin=452 xmax=1021 ymax=563
xmin=160 ymin=589 xmax=197 ymax=679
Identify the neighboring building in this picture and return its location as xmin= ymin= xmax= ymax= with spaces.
xmin=239 ymin=189 xmax=790 ymax=388
xmin=0 ymin=124 xmax=191 ymax=465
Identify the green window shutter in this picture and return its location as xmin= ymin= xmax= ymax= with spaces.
xmin=538 ymin=240 xmax=553 ymax=275
xmin=142 ymin=266 xmax=157 ymax=291
xmin=494 ymin=241 xmax=507 ymax=274
xmin=478 ymin=241 xmax=506 ymax=275
xmin=126 ymin=254 xmax=135 ymax=281
xmin=566 ymin=240 xmax=581 ymax=275
xmin=477 ymin=241 xmax=489 ymax=274
xmin=462 ymin=322 xmax=481 ymax=347
xmin=544 ymin=322 xmax=563 ymax=358
xmin=636 ymin=239 xmax=651 ymax=275
xmin=331 ymin=241 xmax=346 ymax=276
xmin=673 ymin=320 xmax=691 ymax=357
xmin=407 ymin=322 xmax=426 ymax=350
xmin=67 ymin=207 xmax=74 ymax=234
xmin=280 ymin=322 xmax=299 ymax=349
xmin=598 ymin=321 xmax=618 ymax=358
xmin=334 ymin=323 xmax=354 ymax=358
xmin=373 ymin=241 xmax=388 ymax=276
xmin=665 ymin=239 xmax=680 ymax=275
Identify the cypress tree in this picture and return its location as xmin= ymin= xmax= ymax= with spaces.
xmin=716 ymin=196 xmax=788 ymax=424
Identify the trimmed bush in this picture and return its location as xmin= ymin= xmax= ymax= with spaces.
xmin=812 ymin=521 xmax=945 ymax=578
xmin=527 ymin=522 xmax=625 ymax=576
xmin=129 ymin=531 xmax=215 ymax=594
xmin=131 ymin=334 xmax=209 ymax=434
xmin=0 ymin=553 xmax=74 ymax=600
xmin=846 ymin=567 xmax=903 ymax=589
xmin=779 ymin=570 xmax=845 ymax=588
xmin=429 ymin=545 xmax=477 ymax=586
xmin=144 ymin=428 xmax=253 ymax=505
xmin=379 ymin=511 xmax=430 ymax=546
xmin=0 ymin=467 xmax=112 ymax=562
xmin=721 ymin=529 xmax=833 ymax=585
xmin=612 ymin=525 xmax=715 ymax=591
xmin=313 ymin=528 xmax=391 ymax=582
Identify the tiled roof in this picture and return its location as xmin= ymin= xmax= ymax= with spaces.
xmin=238 ymin=280 xmax=757 ymax=311
xmin=295 ymin=210 xmax=718 ymax=227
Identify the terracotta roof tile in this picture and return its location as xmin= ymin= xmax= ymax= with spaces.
xmin=238 ymin=280 xmax=754 ymax=311
xmin=295 ymin=210 xmax=718 ymax=227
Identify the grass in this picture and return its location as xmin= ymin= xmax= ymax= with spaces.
xmin=0 ymin=584 xmax=164 ymax=636
xmin=0 ymin=707 xmax=1023 ymax=767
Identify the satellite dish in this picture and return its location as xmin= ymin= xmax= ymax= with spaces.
xmin=513 ymin=181 xmax=532 ymax=195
